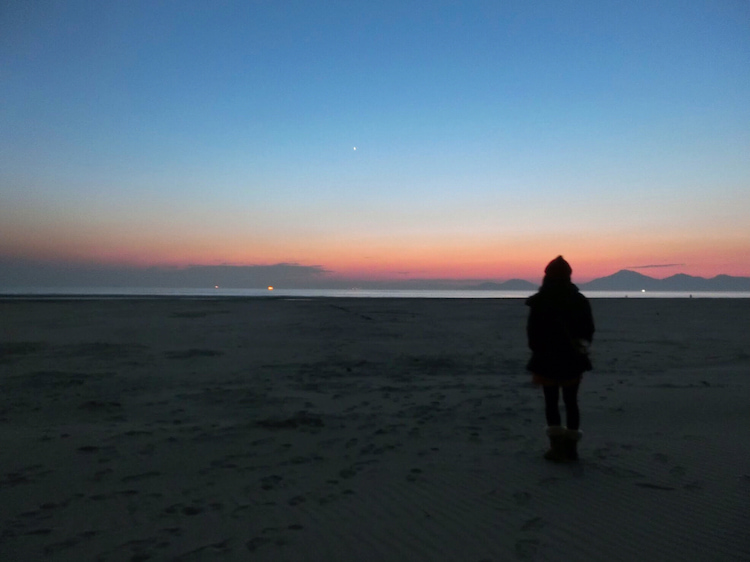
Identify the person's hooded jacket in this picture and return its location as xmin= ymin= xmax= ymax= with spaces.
xmin=526 ymin=256 xmax=595 ymax=381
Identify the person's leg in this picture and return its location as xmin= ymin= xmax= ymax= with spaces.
xmin=562 ymin=383 xmax=580 ymax=430
xmin=543 ymin=385 xmax=561 ymax=427
xmin=542 ymin=385 xmax=566 ymax=461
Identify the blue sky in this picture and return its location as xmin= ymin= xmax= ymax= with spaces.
xmin=1 ymin=0 xmax=749 ymax=286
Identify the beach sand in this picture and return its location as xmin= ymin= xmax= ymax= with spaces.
xmin=1 ymin=297 xmax=748 ymax=561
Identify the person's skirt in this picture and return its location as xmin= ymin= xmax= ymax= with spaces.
xmin=532 ymin=372 xmax=582 ymax=387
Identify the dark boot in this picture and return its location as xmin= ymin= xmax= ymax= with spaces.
xmin=544 ymin=426 xmax=567 ymax=462
xmin=563 ymin=429 xmax=583 ymax=461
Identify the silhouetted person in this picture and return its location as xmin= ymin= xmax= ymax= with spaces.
xmin=526 ymin=256 xmax=594 ymax=462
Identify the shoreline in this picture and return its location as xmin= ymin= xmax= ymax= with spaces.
xmin=2 ymin=293 xmax=750 ymax=302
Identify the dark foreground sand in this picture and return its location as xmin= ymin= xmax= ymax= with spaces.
xmin=1 ymin=298 xmax=748 ymax=561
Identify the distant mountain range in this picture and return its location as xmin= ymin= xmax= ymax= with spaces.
xmin=580 ymin=270 xmax=750 ymax=291
xmin=469 ymin=270 xmax=750 ymax=292
xmin=472 ymin=279 xmax=538 ymax=290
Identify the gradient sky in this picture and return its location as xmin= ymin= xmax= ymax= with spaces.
xmin=2 ymin=0 xmax=749 ymax=286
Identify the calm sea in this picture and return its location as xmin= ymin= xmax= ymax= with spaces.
xmin=1 ymin=288 xmax=749 ymax=299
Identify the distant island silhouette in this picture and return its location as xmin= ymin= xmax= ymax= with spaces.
xmin=469 ymin=270 xmax=750 ymax=292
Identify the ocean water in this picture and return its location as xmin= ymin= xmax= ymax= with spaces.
xmin=1 ymin=287 xmax=749 ymax=299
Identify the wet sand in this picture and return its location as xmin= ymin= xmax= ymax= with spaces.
xmin=1 ymin=298 xmax=748 ymax=561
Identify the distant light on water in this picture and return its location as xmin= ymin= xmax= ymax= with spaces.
xmin=268 ymin=286 xmax=274 ymax=291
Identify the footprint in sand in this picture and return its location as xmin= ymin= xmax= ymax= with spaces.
xmin=92 ymin=468 xmax=113 ymax=482
xmin=339 ymin=467 xmax=357 ymax=479
xmin=592 ymin=447 xmax=610 ymax=459
xmin=653 ymin=453 xmax=670 ymax=464
xmin=165 ymin=349 xmax=223 ymax=359
xmin=513 ymin=491 xmax=532 ymax=506
xmin=288 ymin=495 xmax=306 ymax=506
xmin=246 ymin=537 xmax=271 ymax=552
xmin=317 ymin=493 xmax=338 ymax=505
xmin=43 ymin=538 xmax=79 ymax=555
xmin=538 ymin=476 xmax=559 ymax=487
xmin=261 ymin=475 xmax=283 ymax=490
xmin=669 ymin=466 xmax=686 ymax=477
xmin=181 ymin=505 xmax=203 ymax=515
xmin=521 ymin=516 xmax=545 ymax=532
xmin=121 ymin=471 xmax=161 ymax=483
xmin=635 ymin=482 xmax=675 ymax=491
xmin=25 ymin=528 xmax=53 ymax=536
xmin=515 ymin=538 xmax=539 ymax=560
xmin=406 ymin=468 xmax=422 ymax=482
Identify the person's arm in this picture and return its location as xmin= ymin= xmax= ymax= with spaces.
xmin=527 ymin=307 xmax=540 ymax=351
xmin=581 ymin=299 xmax=595 ymax=343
